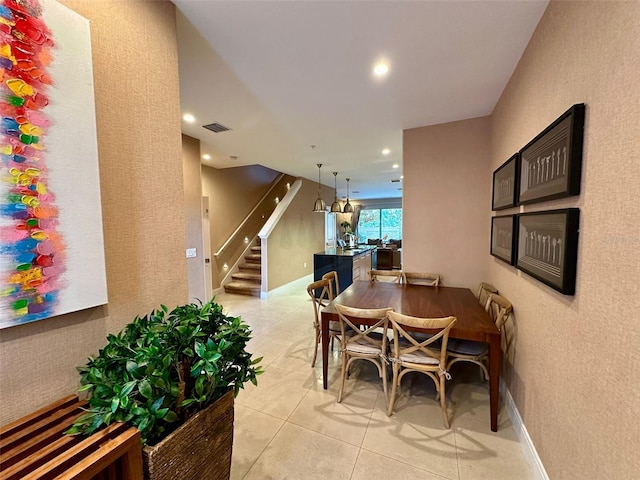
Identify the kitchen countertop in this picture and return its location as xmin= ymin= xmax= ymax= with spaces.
xmin=315 ymin=245 xmax=377 ymax=257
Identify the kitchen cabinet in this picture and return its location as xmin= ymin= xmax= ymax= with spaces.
xmin=313 ymin=246 xmax=375 ymax=293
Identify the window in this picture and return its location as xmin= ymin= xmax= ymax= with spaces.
xmin=357 ymin=208 xmax=402 ymax=242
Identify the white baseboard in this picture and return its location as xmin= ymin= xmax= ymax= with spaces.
xmin=501 ymin=381 xmax=550 ymax=480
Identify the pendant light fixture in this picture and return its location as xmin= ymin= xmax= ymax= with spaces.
xmin=330 ymin=171 xmax=342 ymax=213
xmin=343 ymin=177 xmax=354 ymax=213
xmin=313 ymin=163 xmax=326 ymax=212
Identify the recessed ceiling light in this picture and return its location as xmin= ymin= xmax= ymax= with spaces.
xmin=183 ymin=113 xmax=196 ymax=123
xmin=400 ymin=175 xmax=404 ymax=180
xmin=382 ymin=148 xmax=390 ymax=155
xmin=392 ymin=164 xmax=399 ymax=169
xmin=202 ymin=154 xmax=211 ymax=160
xmin=373 ymin=63 xmax=389 ymax=77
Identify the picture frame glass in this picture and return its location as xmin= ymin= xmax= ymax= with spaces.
xmin=492 ymin=155 xmax=517 ymax=210
xmin=516 ymin=212 xmax=569 ymax=286
xmin=491 ymin=215 xmax=515 ymax=264
xmin=518 ymin=104 xmax=584 ymax=205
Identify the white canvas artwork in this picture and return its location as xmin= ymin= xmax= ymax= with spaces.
xmin=0 ymin=0 xmax=107 ymax=328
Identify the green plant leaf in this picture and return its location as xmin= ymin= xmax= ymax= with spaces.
xmin=164 ymin=410 xmax=179 ymax=422
xmin=155 ymin=407 xmax=169 ymax=419
xmin=110 ymin=397 xmax=120 ymax=413
xmin=121 ymin=380 xmax=136 ymax=397
xmin=139 ymin=379 xmax=153 ymax=399
xmin=194 ymin=341 xmax=205 ymax=358
xmin=150 ymin=396 xmax=164 ymax=412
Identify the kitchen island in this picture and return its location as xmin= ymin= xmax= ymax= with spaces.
xmin=313 ymin=245 xmax=377 ymax=292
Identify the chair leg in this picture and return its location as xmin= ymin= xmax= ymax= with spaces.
xmin=338 ymin=353 xmax=349 ymax=403
xmin=381 ymin=360 xmax=388 ymax=405
xmin=311 ymin=327 xmax=320 ymax=367
xmin=387 ymin=365 xmax=399 ymax=416
xmin=480 ymin=361 xmax=490 ymax=382
xmin=439 ymin=374 xmax=450 ymax=429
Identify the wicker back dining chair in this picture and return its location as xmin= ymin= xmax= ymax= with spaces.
xmin=477 ymin=282 xmax=498 ymax=309
xmin=403 ymin=272 xmax=441 ymax=286
xmin=321 ymin=270 xmax=341 ymax=298
xmin=306 ymin=279 xmax=341 ymax=368
xmin=386 ymin=311 xmax=457 ymax=428
xmin=446 ymin=293 xmax=513 ymax=380
xmin=369 ymin=269 xmax=404 ymax=283
xmin=334 ymin=304 xmax=393 ymax=404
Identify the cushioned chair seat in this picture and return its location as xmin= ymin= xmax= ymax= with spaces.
xmin=447 ymin=339 xmax=488 ymax=356
xmin=390 ymin=339 xmax=439 ymax=364
xmin=346 ymin=332 xmax=385 ymax=354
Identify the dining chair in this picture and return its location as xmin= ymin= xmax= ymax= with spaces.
xmin=334 ymin=304 xmax=393 ymax=404
xmin=477 ymin=282 xmax=498 ymax=308
xmin=306 ymin=279 xmax=341 ymax=367
xmin=446 ymin=293 xmax=513 ymax=380
xmin=321 ymin=270 xmax=340 ymax=298
xmin=386 ymin=311 xmax=457 ymax=428
xmin=369 ymin=269 xmax=404 ymax=283
xmin=403 ymin=272 xmax=440 ymax=286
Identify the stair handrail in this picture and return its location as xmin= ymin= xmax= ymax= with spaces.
xmin=214 ymin=173 xmax=286 ymax=257
xmin=258 ymin=178 xmax=302 ymax=239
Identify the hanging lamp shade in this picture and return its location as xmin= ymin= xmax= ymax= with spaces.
xmin=343 ymin=178 xmax=354 ymax=213
xmin=330 ymin=171 xmax=342 ymax=213
xmin=313 ymin=163 xmax=326 ymax=212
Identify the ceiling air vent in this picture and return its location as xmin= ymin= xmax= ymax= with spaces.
xmin=390 ymin=179 xmax=401 ymax=183
xmin=202 ymin=122 xmax=231 ymax=133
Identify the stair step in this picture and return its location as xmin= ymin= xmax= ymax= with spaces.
xmin=232 ymin=272 xmax=261 ymax=283
xmin=224 ymin=281 xmax=261 ymax=297
xmin=250 ymin=246 xmax=261 ymax=253
xmin=239 ymin=263 xmax=261 ymax=272
xmin=244 ymin=254 xmax=261 ymax=263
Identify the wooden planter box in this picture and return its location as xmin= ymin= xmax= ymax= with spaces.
xmin=0 ymin=395 xmax=143 ymax=480
xmin=142 ymin=391 xmax=234 ymax=480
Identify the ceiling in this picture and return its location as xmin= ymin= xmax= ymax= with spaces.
xmin=173 ymin=0 xmax=548 ymax=200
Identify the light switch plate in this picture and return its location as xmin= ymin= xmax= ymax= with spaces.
xmin=186 ymin=248 xmax=197 ymax=258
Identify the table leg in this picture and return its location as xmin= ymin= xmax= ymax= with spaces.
xmin=321 ymin=313 xmax=329 ymax=389
xmin=488 ymin=333 xmax=502 ymax=432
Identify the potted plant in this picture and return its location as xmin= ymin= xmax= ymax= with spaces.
xmin=66 ymin=299 xmax=262 ymax=480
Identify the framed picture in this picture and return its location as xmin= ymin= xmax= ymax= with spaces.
xmin=492 ymin=154 xmax=519 ymax=210
xmin=490 ymin=215 xmax=517 ymax=265
xmin=515 ymin=209 xmax=580 ymax=295
xmin=0 ymin=0 xmax=107 ymax=329
xmin=518 ymin=104 xmax=585 ymax=205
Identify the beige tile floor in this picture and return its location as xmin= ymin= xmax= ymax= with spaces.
xmin=216 ymin=275 xmax=535 ymax=480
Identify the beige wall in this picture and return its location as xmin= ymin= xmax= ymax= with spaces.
xmin=267 ymin=180 xmax=329 ymax=290
xmin=488 ymin=2 xmax=640 ymax=478
xmin=201 ymin=164 xmax=280 ymax=287
xmin=0 ymin=0 xmax=187 ymax=425
xmin=182 ymin=135 xmax=205 ymax=301
xmin=404 ymin=2 xmax=640 ymax=478
xmin=403 ymin=117 xmax=491 ymax=288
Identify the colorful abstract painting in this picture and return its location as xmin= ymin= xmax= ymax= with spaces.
xmin=0 ymin=0 xmax=107 ymax=329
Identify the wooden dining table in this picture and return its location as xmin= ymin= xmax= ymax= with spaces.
xmin=321 ymin=280 xmax=502 ymax=432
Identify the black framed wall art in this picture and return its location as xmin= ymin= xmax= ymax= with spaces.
xmin=518 ymin=104 xmax=585 ymax=205
xmin=490 ymin=215 xmax=517 ymax=265
xmin=515 ymin=208 xmax=580 ymax=295
xmin=492 ymin=154 xmax=519 ymax=210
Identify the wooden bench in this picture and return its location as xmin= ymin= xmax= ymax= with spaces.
xmin=0 ymin=395 xmax=143 ymax=480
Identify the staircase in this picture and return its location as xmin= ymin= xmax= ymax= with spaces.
xmin=224 ymin=239 xmax=262 ymax=296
